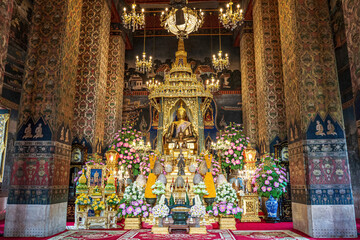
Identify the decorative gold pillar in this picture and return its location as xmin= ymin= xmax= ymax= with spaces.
xmin=104 ymin=33 xmax=125 ymax=145
xmin=278 ymin=0 xmax=357 ymax=237
xmin=342 ymin=0 xmax=360 ymax=96
xmin=72 ymin=0 xmax=111 ymax=153
xmin=0 ymin=0 xmax=14 ymax=94
xmin=253 ymin=0 xmax=287 ymax=154
xmin=5 ymin=0 xmax=83 ymax=237
xmin=240 ymin=21 xmax=258 ymax=149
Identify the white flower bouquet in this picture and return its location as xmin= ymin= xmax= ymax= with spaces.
xmin=190 ymin=205 xmax=206 ymax=218
xmin=215 ymin=182 xmax=237 ymax=204
xmin=152 ymin=204 xmax=170 ymax=218
xmin=123 ymin=183 xmax=145 ymax=203
xmin=193 ymin=181 xmax=209 ymax=198
xmin=151 ymin=181 xmax=166 ymax=196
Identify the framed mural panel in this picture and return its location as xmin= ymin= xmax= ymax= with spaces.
xmin=86 ymin=165 xmax=106 ymax=189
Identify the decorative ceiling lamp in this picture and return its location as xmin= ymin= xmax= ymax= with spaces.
xmin=212 ymin=20 xmax=229 ymax=71
xmin=122 ymin=2 xmax=145 ymax=32
xmin=136 ymin=27 xmax=152 ymax=73
xmin=219 ymin=0 xmax=244 ymax=30
xmin=206 ymin=75 xmax=220 ymax=93
xmin=160 ymin=1 xmax=204 ymax=39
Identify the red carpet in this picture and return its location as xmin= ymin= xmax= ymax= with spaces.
xmin=0 ymin=219 xmax=358 ymax=239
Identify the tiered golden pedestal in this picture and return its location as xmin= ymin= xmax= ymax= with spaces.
xmin=124 ymin=217 xmax=141 ymax=229
xmin=240 ymin=193 xmax=261 ymax=222
xmin=219 ymin=216 xmax=236 ymax=230
xmin=189 ymin=226 xmax=207 ymax=234
xmin=152 ymin=227 xmax=169 ymax=234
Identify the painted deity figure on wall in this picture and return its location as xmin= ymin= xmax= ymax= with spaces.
xmin=33 ymin=123 xmax=43 ymax=139
xmin=315 ymin=121 xmax=326 ymax=136
xmin=23 ymin=123 xmax=32 ymax=139
xmin=326 ymin=120 xmax=337 ymax=135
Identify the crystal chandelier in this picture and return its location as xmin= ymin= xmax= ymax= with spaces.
xmin=212 ymin=21 xmax=230 ymax=71
xmin=122 ymin=2 xmax=145 ymax=32
xmin=219 ymin=1 xmax=244 ymax=30
xmin=206 ymin=75 xmax=220 ymax=93
xmin=161 ymin=7 xmax=204 ymax=39
xmin=146 ymin=78 xmax=160 ymax=91
xmin=136 ymin=27 xmax=152 ymax=73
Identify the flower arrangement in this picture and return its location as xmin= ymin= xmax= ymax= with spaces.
xmin=108 ymin=124 xmax=143 ymax=176
xmin=190 ymin=205 xmax=206 ymax=218
xmin=85 ymin=154 xmax=105 ymax=165
xmin=106 ymin=194 xmax=120 ymax=206
xmin=207 ymin=202 xmax=243 ymax=219
xmin=196 ymin=153 xmax=221 ymax=181
xmin=91 ymin=199 xmax=106 ymax=211
xmin=118 ymin=199 xmax=151 ymax=218
xmin=151 ymin=181 xmax=166 ymax=196
xmin=75 ymin=193 xmax=90 ymax=205
xmin=219 ymin=123 xmax=249 ymax=170
xmin=215 ymin=182 xmax=238 ymax=204
xmin=123 ymin=183 xmax=145 ymax=203
xmin=152 ymin=204 xmax=170 ymax=218
xmin=252 ymin=155 xmax=288 ymax=199
xmin=193 ymin=181 xmax=209 ymax=198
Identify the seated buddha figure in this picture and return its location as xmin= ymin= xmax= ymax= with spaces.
xmin=165 ymin=103 xmax=197 ymax=148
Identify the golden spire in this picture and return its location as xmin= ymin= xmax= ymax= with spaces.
xmin=175 ymin=39 xmax=188 ymax=66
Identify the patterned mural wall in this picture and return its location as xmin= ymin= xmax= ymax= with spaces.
xmin=72 ymin=0 xmax=111 ymax=152
xmin=253 ymin=0 xmax=287 ymax=154
xmin=0 ymin=0 xmax=13 ymax=94
xmin=240 ymin=21 xmax=258 ymax=148
xmin=342 ymin=0 xmax=360 ymax=97
xmin=278 ymin=0 xmax=357 ymax=237
xmin=104 ymin=34 xmax=125 ymax=145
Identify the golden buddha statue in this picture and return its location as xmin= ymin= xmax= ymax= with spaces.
xmin=164 ymin=103 xmax=197 ymax=148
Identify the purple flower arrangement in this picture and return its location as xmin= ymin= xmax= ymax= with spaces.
xmin=108 ymin=124 xmax=143 ymax=176
xmin=219 ymin=123 xmax=249 ymax=170
xmin=207 ymin=202 xmax=243 ymax=220
xmin=252 ymin=155 xmax=288 ymax=199
xmin=117 ymin=199 xmax=151 ymax=218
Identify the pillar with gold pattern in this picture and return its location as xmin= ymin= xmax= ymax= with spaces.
xmin=72 ymin=0 xmax=111 ymax=154
xmin=5 ymin=0 xmax=83 ymax=237
xmin=278 ymin=0 xmax=357 ymax=237
xmin=253 ymin=0 xmax=287 ymax=155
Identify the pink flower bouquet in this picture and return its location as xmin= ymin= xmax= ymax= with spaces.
xmin=220 ymin=122 xmax=249 ymax=170
xmin=108 ymin=124 xmax=143 ymax=176
xmin=252 ymin=155 xmax=288 ymax=199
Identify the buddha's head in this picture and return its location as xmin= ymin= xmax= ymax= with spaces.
xmin=177 ymin=103 xmax=187 ymax=120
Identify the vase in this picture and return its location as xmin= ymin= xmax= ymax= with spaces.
xmin=204 ymin=198 xmax=215 ymax=206
xmin=146 ymin=197 xmax=157 ymax=206
xmin=158 ymin=217 xmax=163 ymax=227
xmin=110 ymin=205 xmax=118 ymax=211
xmin=195 ymin=217 xmax=200 ymax=227
xmin=94 ymin=210 xmax=101 ymax=217
xmin=79 ymin=205 xmax=87 ymax=212
xmin=265 ymin=195 xmax=280 ymax=223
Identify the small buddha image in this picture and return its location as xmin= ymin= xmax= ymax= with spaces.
xmin=204 ymin=108 xmax=214 ymax=127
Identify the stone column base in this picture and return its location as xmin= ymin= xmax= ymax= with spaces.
xmin=4 ymin=202 xmax=67 ymax=237
xmin=292 ymin=203 xmax=357 ymax=238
